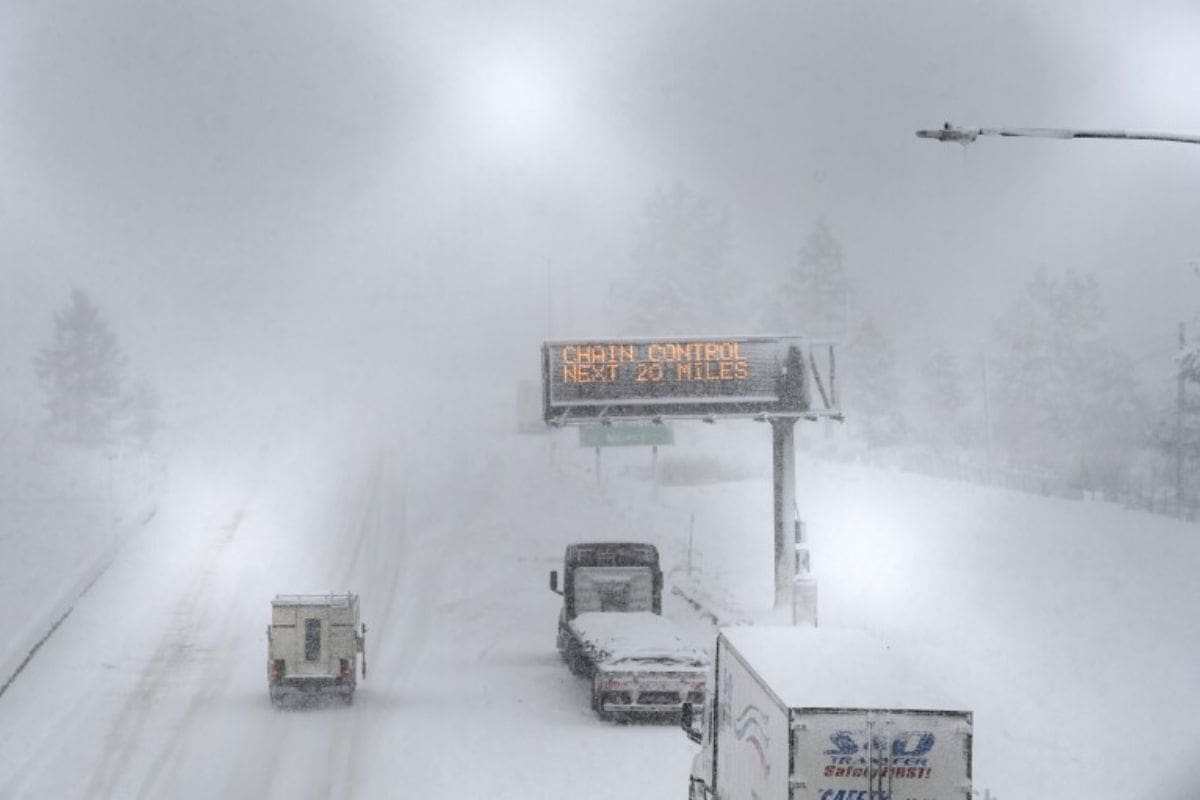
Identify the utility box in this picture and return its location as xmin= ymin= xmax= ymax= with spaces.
xmin=267 ymin=593 xmax=366 ymax=706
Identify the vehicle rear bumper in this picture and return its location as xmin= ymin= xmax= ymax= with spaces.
xmin=270 ymin=676 xmax=355 ymax=700
xmin=594 ymin=669 xmax=707 ymax=721
xmin=599 ymin=702 xmax=700 ymax=718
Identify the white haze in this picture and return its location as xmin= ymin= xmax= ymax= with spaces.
xmin=5 ymin=1 xmax=1200 ymax=428
xmin=2 ymin=1 xmax=1199 ymax=796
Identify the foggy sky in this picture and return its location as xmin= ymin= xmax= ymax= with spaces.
xmin=4 ymin=1 xmax=1200 ymax=428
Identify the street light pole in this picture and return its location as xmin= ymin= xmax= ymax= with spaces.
xmin=917 ymin=122 xmax=1200 ymax=147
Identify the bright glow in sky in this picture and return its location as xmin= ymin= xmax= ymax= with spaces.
xmin=451 ymin=40 xmax=574 ymax=158
xmin=479 ymin=57 xmax=563 ymax=142
xmin=6 ymin=0 xmax=1200 ymax=412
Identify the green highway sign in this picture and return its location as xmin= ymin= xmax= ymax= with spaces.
xmin=579 ymin=423 xmax=674 ymax=448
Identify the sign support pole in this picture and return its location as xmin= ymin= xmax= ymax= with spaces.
xmin=771 ymin=417 xmax=797 ymax=612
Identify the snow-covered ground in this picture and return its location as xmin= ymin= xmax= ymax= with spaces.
xmin=642 ymin=423 xmax=1200 ymax=799
xmin=0 ymin=412 xmax=1197 ymax=798
xmin=0 ymin=434 xmax=163 ymax=690
xmin=0 ymin=411 xmax=701 ymax=799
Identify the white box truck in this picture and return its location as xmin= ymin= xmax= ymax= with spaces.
xmin=682 ymin=627 xmax=972 ymax=800
xmin=267 ymin=593 xmax=366 ymax=706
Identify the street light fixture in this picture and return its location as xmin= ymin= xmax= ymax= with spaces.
xmin=917 ymin=121 xmax=1200 ymax=146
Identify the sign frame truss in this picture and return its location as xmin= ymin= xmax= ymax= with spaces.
xmin=542 ymin=336 xmax=841 ymax=426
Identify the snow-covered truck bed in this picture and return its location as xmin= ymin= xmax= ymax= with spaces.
xmin=570 ymin=611 xmax=708 ymax=720
xmin=549 ymin=542 xmax=709 ymax=721
xmin=684 ymin=626 xmax=972 ymax=800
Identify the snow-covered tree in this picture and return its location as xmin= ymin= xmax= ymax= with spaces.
xmin=843 ymin=317 xmax=907 ymax=447
xmin=124 ymin=377 xmax=160 ymax=449
xmin=1179 ymin=341 xmax=1200 ymax=384
xmin=610 ymin=182 xmax=733 ymax=334
xmin=917 ymin=348 xmax=971 ymax=449
xmin=768 ymin=219 xmax=853 ymax=339
xmin=34 ymin=289 xmax=130 ymax=447
xmin=1148 ymin=337 xmax=1200 ymax=507
xmin=990 ymin=268 xmax=1141 ymax=490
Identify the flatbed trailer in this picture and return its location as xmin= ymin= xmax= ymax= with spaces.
xmin=549 ymin=542 xmax=708 ymax=721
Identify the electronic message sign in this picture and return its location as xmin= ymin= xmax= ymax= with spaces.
xmin=542 ymin=336 xmax=839 ymax=424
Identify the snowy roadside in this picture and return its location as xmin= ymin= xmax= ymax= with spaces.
xmin=0 ymin=438 xmax=165 ymax=692
xmin=5 ymin=406 xmax=1198 ymax=798
xmin=609 ymin=431 xmax=1200 ymax=798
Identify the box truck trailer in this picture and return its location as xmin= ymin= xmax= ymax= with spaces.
xmin=682 ymin=627 xmax=971 ymax=800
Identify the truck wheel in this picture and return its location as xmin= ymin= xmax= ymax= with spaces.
xmin=343 ymin=693 xmax=354 ymax=707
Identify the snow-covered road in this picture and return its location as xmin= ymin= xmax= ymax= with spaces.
xmin=4 ymin=410 xmax=1200 ymax=798
xmin=0 ymin=423 xmax=699 ymax=799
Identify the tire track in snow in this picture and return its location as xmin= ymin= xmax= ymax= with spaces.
xmin=83 ymin=509 xmax=248 ymax=799
xmin=126 ymin=445 xmax=381 ymax=799
xmin=334 ymin=445 xmax=497 ymax=797
xmin=321 ymin=447 xmax=468 ymax=798
xmin=132 ymin=630 xmax=244 ymax=799
xmin=130 ymin=548 xmax=273 ymax=798
xmin=227 ymin=449 xmax=385 ymax=800
xmin=314 ymin=453 xmax=387 ymax=799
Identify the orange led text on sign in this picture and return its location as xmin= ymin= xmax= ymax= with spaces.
xmin=559 ymin=341 xmax=751 ymax=385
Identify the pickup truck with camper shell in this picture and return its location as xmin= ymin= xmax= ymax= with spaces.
xmin=267 ymin=593 xmax=366 ymax=706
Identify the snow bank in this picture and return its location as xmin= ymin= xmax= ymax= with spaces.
xmin=0 ymin=435 xmax=164 ymax=690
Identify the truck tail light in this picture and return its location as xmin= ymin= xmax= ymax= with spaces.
xmin=340 ymin=659 xmax=351 ymax=677
xmin=270 ymin=659 xmax=285 ymax=682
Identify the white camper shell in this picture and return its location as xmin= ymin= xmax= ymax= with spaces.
xmin=267 ymin=593 xmax=366 ymax=706
xmin=685 ymin=627 xmax=972 ymax=800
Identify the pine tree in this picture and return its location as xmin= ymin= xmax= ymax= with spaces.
xmin=125 ymin=377 xmax=160 ymax=449
xmin=34 ymin=289 xmax=129 ymax=447
xmin=769 ymin=219 xmax=853 ymax=339
xmin=990 ymin=268 xmax=1141 ymax=490
xmin=844 ymin=318 xmax=907 ymax=447
xmin=610 ymin=182 xmax=733 ymax=334
xmin=1155 ymin=334 xmax=1200 ymax=508
xmin=918 ymin=348 xmax=970 ymax=450
xmin=1179 ymin=342 xmax=1200 ymax=383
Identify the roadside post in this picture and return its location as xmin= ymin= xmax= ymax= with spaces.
xmin=793 ymin=518 xmax=817 ymax=626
